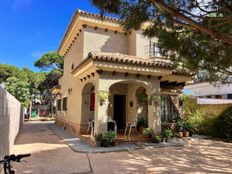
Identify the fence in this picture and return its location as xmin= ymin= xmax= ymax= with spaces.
xmin=0 ymin=86 xmax=24 ymax=173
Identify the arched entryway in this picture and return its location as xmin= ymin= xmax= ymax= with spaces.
xmin=108 ymin=81 xmax=149 ymax=130
xmin=81 ymin=82 xmax=95 ymax=126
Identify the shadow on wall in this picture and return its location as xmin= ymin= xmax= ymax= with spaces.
xmin=0 ymin=86 xmax=24 ymax=173
xmin=100 ymin=31 xmax=128 ymax=54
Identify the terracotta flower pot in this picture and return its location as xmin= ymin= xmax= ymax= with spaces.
xmin=183 ymin=131 xmax=189 ymax=137
xmin=139 ymin=126 xmax=144 ymax=134
xmin=178 ymin=132 xmax=183 ymax=138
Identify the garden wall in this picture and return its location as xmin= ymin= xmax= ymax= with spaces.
xmin=198 ymin=104 xmax=232 ymax=117
xmin=0 ymin=86 xmax=24 ymax=174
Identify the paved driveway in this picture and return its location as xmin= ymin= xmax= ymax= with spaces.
xmin=12 ymin=121 xmax=232 ymax=174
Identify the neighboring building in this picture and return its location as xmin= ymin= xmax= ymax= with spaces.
xmin=55 ymin=9 xmax=192 ymax=135
xmin=184 ymin=82 xmax=232 ymax=99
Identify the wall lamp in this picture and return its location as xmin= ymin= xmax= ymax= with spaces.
xmin=68 ymin=88 xmax=72 ymax=94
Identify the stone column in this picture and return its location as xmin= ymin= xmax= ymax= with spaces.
xmin=147 ymin=80 xmax=161 ymax=134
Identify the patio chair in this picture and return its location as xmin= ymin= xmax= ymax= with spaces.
xmin=87 ymin=119 xmax=94 ymax=135
xmin=124 ymin=119 xmax=138 ymax=137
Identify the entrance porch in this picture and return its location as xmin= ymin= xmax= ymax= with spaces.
xmin=80 ymin=73 xmax=180 ymax=137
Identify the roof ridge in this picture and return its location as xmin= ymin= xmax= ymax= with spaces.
xmin=76 ymin=9 xmax=122 ymax=23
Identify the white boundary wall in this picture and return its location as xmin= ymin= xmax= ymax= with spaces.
xmin=0 ymin=86 xmax=24 ymax=173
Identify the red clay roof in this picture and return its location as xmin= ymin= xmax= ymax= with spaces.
xmin=88 ymin=52 xmax=174 ymax=69
xmin=72 ymin=52 xmax=193 ymax=77
xmin=77 ymin=9 xmax=122 ymax=24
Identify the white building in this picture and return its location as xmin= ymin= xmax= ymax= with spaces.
xmin=184 ymin=82 xmax=232 ymax=99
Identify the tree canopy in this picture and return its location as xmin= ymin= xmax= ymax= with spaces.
xmin=34 ymin=51 xmax=63 ymax=105
xmin=92 ymin=0 xmax=232 ymax=82
xmin=0 ymin=64 xmax=27 ymax=83
xmin=0 ymin=51 xmax=63 ymax=108
xmin=0 ymin=64 xmax=46 ymax=107
xmin=5 ymin=77 xmax=30 ymax=107
xmin=34 ymin=51 xmax=63 ymax=73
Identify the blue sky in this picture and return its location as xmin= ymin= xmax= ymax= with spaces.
xmin=0 ymin=0 xmax=99 ymax=71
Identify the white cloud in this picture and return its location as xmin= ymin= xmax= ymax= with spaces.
xmin=12 ymin=0 xmax=32 ymax=10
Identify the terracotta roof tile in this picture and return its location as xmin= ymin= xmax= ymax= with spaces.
xmin=72 ymin=52 xmax=193 ymax=77
xmin=77 ymin=9 xmax=122 ymax=24
xmin=88 ymin=52 xmax=174 ymax=69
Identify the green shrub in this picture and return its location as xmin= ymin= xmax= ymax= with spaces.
xmin=103 ymin=130 xmax=116 ymax=143
xmin=151 ymin=134 xmax=161 ymax=143
xmin=162 ymin=129 xmax=173 ymax=139
xmin=137 ymin=117 xmax=148 ymax=127
xmin=214 ymin=106 xmax=232 ymax=139
xmin=142 ymin=128 xmax=152 ymax=136
xmin=175 ymin=120 xmax=184 ymax=132
xmin=182 ymin=95 xmax=198 ymax=117
xmin=185 ymin=110 xmax=204 ymax=133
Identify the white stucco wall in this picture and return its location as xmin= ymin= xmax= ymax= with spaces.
xmin=0 ymin=86 xmax=24 ymax=173
xmin=185 ymin=82 xmax=232 ymax=98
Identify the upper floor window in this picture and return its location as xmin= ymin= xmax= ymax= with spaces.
xmin=148 ymin=41 xmax=162 ymax=57
xmin=227 ymin=94 xmax=232 ymax=99
xmin=57 ymin=99 xmax=62 ymax=111
xmin=63 ymin=97 xmax=68 ymax=111
xmin=215 ymin=95 xmax=222 ymax=99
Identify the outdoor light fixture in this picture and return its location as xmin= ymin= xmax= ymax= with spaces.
xmin=130 ymin=101 xmax=133 ymax=108
xmin=68 ymin=88 xmax=72 ymax=94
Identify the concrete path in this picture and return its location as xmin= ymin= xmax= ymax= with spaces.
xmin=48 ymin=124 xmax=185 ymax=153
xmin=12 ymin=121 xmax=92 ymax=174
xmin=12 ymin=121 xmax=232 ymax=174
xmin=48 ymin=124 xmax=142 ymax=153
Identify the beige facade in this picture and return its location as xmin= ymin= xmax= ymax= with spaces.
xmin=55 ymin=10 xmax=192 ymax=136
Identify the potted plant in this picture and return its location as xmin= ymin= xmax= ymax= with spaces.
xmin=151 ymin=134 xmax=161 ymax=143
xmin=163 ymin=129 xmax=173 ymax=142
xmin=184 ymin=120 xmax=194 ymax=137
xmin=142 ymin=128 xmax=152 ymax=139
xmin=183 ymin=121 xmax=190 ymax=137
xmin=97 ymin=90 xmax=110 ymax=105
xmin=101 ymin=130 xmax=116 ymax=147
xmin=160 ymin=131 xmax=166 ymax=143
xmin=176 ymin=120 xmax=184 ymax=138
xmin=94 ymin=133 xmax=103 ymax=146
xmin=137 ymin=117 xmax=147 ymax=134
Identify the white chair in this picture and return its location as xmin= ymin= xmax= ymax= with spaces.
xmin=87 ymin=119 xmax=94 ymax=134
xmin=124 ymin=119 xmax=138 ymax=137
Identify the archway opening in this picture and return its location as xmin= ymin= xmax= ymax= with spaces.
xmin=81 ymin=82 xmax=95 ymax=125
xmin=108 ymin=80 xmax=149 ymax=130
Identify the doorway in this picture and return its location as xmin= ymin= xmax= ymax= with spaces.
xmin=113 ymin=95 xmax=126 ymax=130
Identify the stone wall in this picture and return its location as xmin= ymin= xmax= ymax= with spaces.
xmin=0 ymin=86 xmax=24 ymax=174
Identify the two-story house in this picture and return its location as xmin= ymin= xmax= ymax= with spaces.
xmin=54 ymin=9 xmax=192 ymax=136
